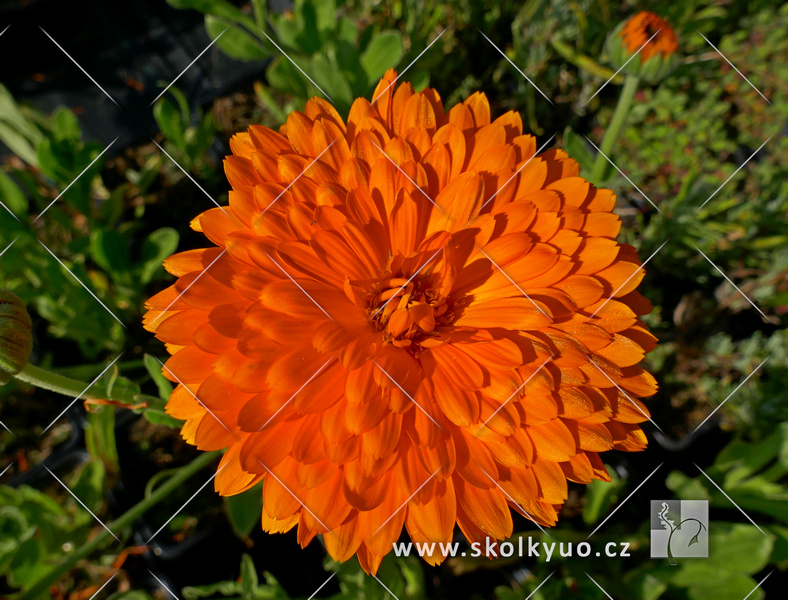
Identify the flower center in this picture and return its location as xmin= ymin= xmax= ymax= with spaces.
xmin=370 ymin=275 xmax=452 ymax=350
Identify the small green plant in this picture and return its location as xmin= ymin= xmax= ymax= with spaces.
xmin=167 ymin=0 xmax=405 ymax=118
xmin=153 ymin=85 xmax=218 ymax=177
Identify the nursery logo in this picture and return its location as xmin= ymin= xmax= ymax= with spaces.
xmin=650 ymin=500 xmax=708 ymax=564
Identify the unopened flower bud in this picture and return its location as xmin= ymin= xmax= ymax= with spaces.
xmin=0 ymin=291 xmax=32 ymax=385
xmin=607 ymin=12 xmax=679 ymax=83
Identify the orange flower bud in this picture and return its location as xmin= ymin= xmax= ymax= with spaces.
xmin=607 ymin=12 xmax=680 ymax=82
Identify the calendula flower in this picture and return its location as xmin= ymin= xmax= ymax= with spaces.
xmin=144 ymin=70 xmax=657 ymax=573
xmin=608 ymin=12 xmax=680 ymax=82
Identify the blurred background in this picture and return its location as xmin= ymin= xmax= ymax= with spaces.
xmin=0 ymin=0 xmax=786 ymax=598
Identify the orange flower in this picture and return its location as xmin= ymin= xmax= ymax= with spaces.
xmin=144 ymin=70 xmax=658 ymax=573
xmin=619 ymin=11 xmax=679 ymax=62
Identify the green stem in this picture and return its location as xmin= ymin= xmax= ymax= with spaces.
xmin=590 ymin=74 xmax=640 ymax=185
xmin=253 ymin=81 xmax=288 ymax=124
xmin=14 ymin=363 xmax=163 ymax=409
xmin=19 ymin=450 xmax=219 ymax=599
xmin=550 ymin=37 xmax=624 ymax=83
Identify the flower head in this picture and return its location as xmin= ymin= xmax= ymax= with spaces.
xmin=608 ymin=12 xmax=679 ymax=82
xmin=144 ymin=70 xmax=658 ymax=573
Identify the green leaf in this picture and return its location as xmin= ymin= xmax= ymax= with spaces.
xmin=582 ymin=468 xmax=623 ymax=525
xmin=224 ymin=483 xmax=263 ymax=538
xmin=205 ymin=16 xmax=269 ymax=62
xmin=139 ymin=227 xmax=179 ymax=284
xmin=360 ymin=32 xmax=404 ymax=87
xmin=85 ymin=406 xmax=120 ymax=478
xmin=0 ymin=84 xmax=42 ymax=165
xmin=144 ymin=354 xmax=174 ymax=400
xmin=624 ymin=566 xmax=671 ymax=600
xmin=294 ymin=0 xmax=322 ymax=54
xmin=143 ymin=408 xmax=183 ymax=429
xmin=90 ymin=229 xmax=131 ymax=276
xmin=0 ymin=169 xmax=29 ymax=216
xmin=251 ymin=0 xmax=267 ymax=29
xmin=51 ymin=107 xmax=82 ymax=142
xmin=67 ymin=459 xmax=107 ymax=514
xmin=684 ymin=574 xmax=766 ymax=600
xmin=406 ymin=68 xmax=430 ymax=92
xmin=313 ymin=0 xmax=337 ymax=40
xmin=310 ymin=53 xmax=354 ymax=110
xmin=154 ymin=97 xmax=185 ymax=148
xmin=670 ymin=523 xmax=773 ymax=584
xmin=166 ymin=0 xmax=258 ymax=31
xmin=183 ymin=580 xmax=241 ymax=599
xmin=563 ymin=127 xmax=595 ymax=176
xmin=266 ymin=55 xmax=310 ymax=99
xmin=240 ymin=553 xmax=259 ymax=599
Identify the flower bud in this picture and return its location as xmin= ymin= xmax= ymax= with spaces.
xmin=0 ymin=291 xmax=32 ymax=385
xmin=606 ymin=12 xmax=679 ymax=83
